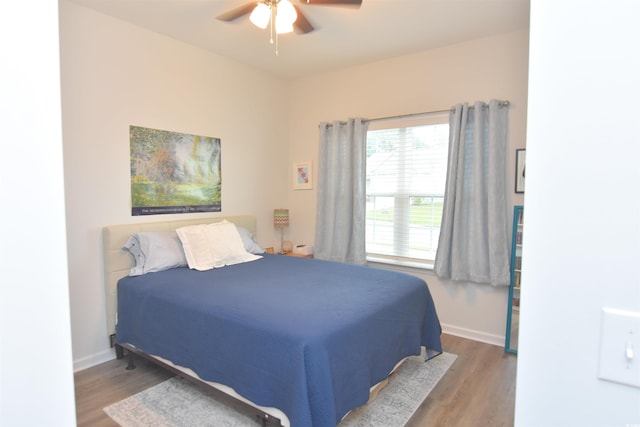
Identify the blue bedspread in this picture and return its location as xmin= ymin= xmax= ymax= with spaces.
xmin=117 ymin=254 xmax=441 ymax=427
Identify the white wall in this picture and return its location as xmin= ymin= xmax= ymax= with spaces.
xmin=59 ymin=1 xmax=291 ymax=369
xmin=0 ymin=1 xmax=76 ymax=425
xmin=288 ymin=29 xmax=530 ymax=344
xmin=516 ymin=0 xmax=640 ymax=425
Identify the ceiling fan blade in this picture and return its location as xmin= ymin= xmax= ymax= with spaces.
xmin=293 ymin=5 xmax=314 ymax=33
xmin=298 ymin=0 xmax=362 ymax=5
xmin=216 ymin=2 xmax=259 ymax=22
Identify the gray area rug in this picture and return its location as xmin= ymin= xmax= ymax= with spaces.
xmin=104 ymin=351 xmax=456 ymax=427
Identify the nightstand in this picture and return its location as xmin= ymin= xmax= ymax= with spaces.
xmin=263 ymin=247 xmax=313 ymax=258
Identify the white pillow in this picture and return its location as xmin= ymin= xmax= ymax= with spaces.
xmin=176 ymin=220 xmax=262 ymax=271
xmin=123 ymin=231 xmax=187 ymax=276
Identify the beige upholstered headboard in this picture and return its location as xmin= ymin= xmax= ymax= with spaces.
xmin=102 ymin=215 xmax=257 ymax=338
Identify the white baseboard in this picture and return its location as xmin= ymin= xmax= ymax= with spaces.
xmin=73 ymin=347 xmax=116 ymax=372
xmin=441 ymin=323 xmax=505 ymax=348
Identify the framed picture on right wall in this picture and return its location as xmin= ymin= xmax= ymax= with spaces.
xmin=515 ymin=149 xmax=526 ymax=193
xmin=293 ymin=161 xmax=313 ymax=190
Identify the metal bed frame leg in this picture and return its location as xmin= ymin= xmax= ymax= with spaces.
xmin=115 ymin=344 xmax=125 ymax=360
xmin=126 ymin=350 xmax=136 ymax=370
xmin=256 ymin=413 xmax=280 ymax=427
xmin=111 ymin=334 xmax=126 ymax=360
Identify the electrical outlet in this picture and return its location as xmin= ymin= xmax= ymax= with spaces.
xmin=598 ymin=307 xmax=640 ymax=388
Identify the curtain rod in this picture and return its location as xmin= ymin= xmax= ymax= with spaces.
xmin=367 ymin=109 xmax=449 ymax=123
xmin=321 ymin=100 xmax=510 ymax=127
xmin=368 ymin=100 xmax=510 ymax=123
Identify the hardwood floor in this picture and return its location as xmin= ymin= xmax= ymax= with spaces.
xmin=408 ymin=334 xmax=517 ymax=427
xmin=74 ymin=334 xmax=517 ymax=426
xmin=75 ymin=354 xmax=173 ymax=427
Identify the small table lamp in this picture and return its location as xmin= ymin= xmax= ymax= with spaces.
xmin=274 ymin=208 xmax=289 ymax=254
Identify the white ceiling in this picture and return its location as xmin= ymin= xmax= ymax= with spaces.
xmin=68 ymin=0 xmax=530 ymax=80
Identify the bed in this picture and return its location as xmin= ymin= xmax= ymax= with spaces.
xmin=103 ymin=215 xmax=442 ymax=427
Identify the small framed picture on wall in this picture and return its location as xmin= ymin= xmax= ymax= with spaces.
xmin=293 ymin=161 xmax=312 ymax=190
xmin=515 ymin=149 xmax=526 ymax=193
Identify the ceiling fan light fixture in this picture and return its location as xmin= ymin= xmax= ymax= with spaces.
xmin=277 ymin=0 xmax=297 ymax=25
xmin=249 ymin=3 xmax=271 ymax=29
xmin=275 ymin=19 xmax=294 ymax=34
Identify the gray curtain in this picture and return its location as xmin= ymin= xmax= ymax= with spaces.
xmin=314 ymin=118 xmax=368 ymax=264
xmin=434 ymin=100 xmax=510 ymax=286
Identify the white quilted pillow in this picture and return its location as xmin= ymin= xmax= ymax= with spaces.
xmin=176 ymin=220 xmax=261 ymax=271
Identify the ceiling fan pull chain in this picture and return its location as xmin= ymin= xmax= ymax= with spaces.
xmin=270 ymin=4 xmax=275 ymax=45
xmin=271 ymin=2 xmax=279 ymax=55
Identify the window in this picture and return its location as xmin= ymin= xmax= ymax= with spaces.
xmin=365 ymin=112 xmax=449 ymax=265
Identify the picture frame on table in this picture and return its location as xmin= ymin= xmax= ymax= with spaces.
xmin=293 ymin=161 xmax=313 ymax=190
xmin=515 ymin=149 xmax=526 ymax=193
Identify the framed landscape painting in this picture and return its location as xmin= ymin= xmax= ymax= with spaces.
xmin=130 ymin=125 xmax=221 ymax=215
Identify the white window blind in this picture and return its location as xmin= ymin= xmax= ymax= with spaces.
xmin=365 ymin=112 xmax=449 ymax=265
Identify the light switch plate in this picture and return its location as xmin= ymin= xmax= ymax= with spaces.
xmin=598 ymin=307 xmax=640 ymax=388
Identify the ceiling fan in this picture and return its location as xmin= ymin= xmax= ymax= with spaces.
xmin=216 ymin=0 xmax=363 ymax=35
